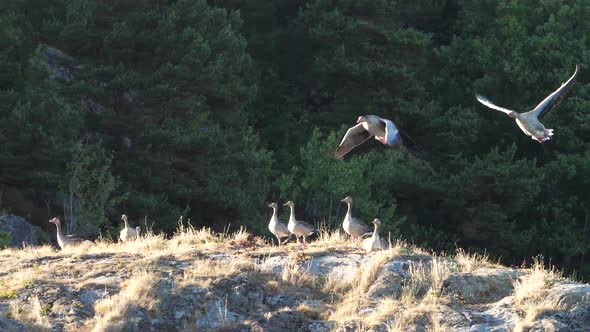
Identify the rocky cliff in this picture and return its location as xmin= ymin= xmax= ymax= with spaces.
xmin=0 ymin=226 xmax=588 ymax=332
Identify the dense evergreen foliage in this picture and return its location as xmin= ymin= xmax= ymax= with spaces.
xmin=1 ymin=0 xmax=589 ymax=278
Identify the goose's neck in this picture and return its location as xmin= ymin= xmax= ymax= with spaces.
xmin=288 ymin=206 xmax=296 ymax=221
xmin=54 ymin=223 xmax=66 ymax=246
xmin=123 ymin=218 xmax=129 ymax=228
xmin=345 ymin=202 xmax=352 ymax=217
xmin=510 ymin=112 xmax=522 ymax=120
xmin=270 ymin=207 xmax=278 ymax=222
xmin=373 ymin=223 xmax=380 ymax=238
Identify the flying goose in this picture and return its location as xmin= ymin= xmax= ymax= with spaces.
xmin=362 ymin=219 xmax=388 ymax=252
xmin=476 ymin=65 xmax=579 ymax=143
xmin=268 ymin=203 xmax=292 ymax=246
xmin=283 ymin=201 xmax=316 ymax=244
xmin=120 ymin=214 xmax=139 ymax=242
xmin=334 ymin=115 xmax=403 ymax=158
xmin=341 ymin=196 xmax=372 ymax=240
xmin=49 ymin=217 xmax=94 ymax=249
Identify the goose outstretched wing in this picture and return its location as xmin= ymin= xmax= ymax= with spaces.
xmin=334 ymin=123 xmax=372 ymax=158
xmin=530 ymin=65 xmax=579 ymax=120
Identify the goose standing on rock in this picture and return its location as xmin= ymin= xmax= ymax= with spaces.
xmin=334 ymin=115 xmax=403 ymax=158
xmin=283 ymin=201 xmax=316 ymax=244
xmin=268 ymin=203 xmax=292 ymax=246
xmin=49 ymin=217 xmax=94 ymax=249
xmin=362 ymin=219 xmax=388 ymax=252
xmin=341 ymin=196 xmax=372 ymax=240
xmin=120 ymin=214 xmax=139 ymax=242
xmin=476 ymin=65 xmax=579 ymax=143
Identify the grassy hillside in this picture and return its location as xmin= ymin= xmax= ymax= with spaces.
xmin=1 ymin=224 xmax=589 ymax=331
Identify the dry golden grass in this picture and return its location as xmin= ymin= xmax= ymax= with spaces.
xmin=170 ymin=219 xmax=220 ymax=248
xmin=91 ymin=270 xmax=159 ymax=331
xmin=314 ymin=224 xmax=350 ymax=247
xmin=327 ymin=248 xmax=402 ymax=327
xmin=399 ymin=261 xmax=431 ymax=306
xmin=385 ymin=303 xmax=441 ymax=332
xmin=429 ymin=256 xmax=451 ymax=291
xmin=1 ymin=266 xmax=43 ymax=297
xmin=176 ymin=257 xmax=257 ymax=288
xmin=281 ymin=260 xmax=319 ymax=289
xmin=513 ymin=298 xmax=566 ymax=332
xmin=512 ymin=258 xmax=565 ymax=332
xmin=3 ymin=296 xmax=51 ymax=332
xmin=454 ymin=248 xmax=493 ymax=273
xmin=514 ymin=258 xmax=561 ymax=306
xmin=398 ymin=255 xmax=451 ymax=306
xmin=31 ymin=296 xmax=51 ymax=327
xmin=327 ymin=249 xmax=452 ymax=331
xmin=118 ymin=231 xmax=168 ymax=255
xmin=295 ymin=302 xmax=325 ymax=320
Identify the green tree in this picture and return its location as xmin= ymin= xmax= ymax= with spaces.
xmin=0 ymin=43 xmax=82 ymax=206
xmin=303 ymin=0 xmax=432 ymax=128
xmin=51 ymin=0 xmax=272 ymax=232
xmin=61 ymin=143 xmax=123 ymax=234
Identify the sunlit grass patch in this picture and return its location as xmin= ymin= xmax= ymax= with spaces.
xmin=454 ymin=248 xmax=494 ymax=273
xmin=91 ymin=269 xmax=159 ymax=331
xmin=3 ymin=296 xmax=51 ymax=332
xmin=513 ymin=258 xmax=565 ymax=331
xmin=175 ymin=257 xmax=257 ymax=289
xmin=514 ymin=258 xmax=562 ymax=306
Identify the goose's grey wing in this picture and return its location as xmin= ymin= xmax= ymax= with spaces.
xmin=475 ymin=94 xmax=515 ymax=115
xmin=531 ymin=65 xmax=579 ymax=120
xmin=380 ymin=118 xmax=403 ymax=147
xmin=334 ymin=123 xmax=372 ymax=158
xmin=65 ymin=234 xmax=83 ymax=242
xmin=298 ymin=220 xmax=317 ymax=233
xmin=275 ymin=221 xmax=291 ymax=236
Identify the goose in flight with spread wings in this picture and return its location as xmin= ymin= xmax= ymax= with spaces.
xmin=475 ymin=65 xmax=579 ymax=143
xmin=334 ymin=115 xmax=403 ymax=158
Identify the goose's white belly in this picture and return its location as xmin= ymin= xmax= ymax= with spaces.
xmin=342 ymin=216 xmax=350 ymax=232
xmin=362 ymin=122 xmax=385 ymax=137
xmin=515 ymin=116 xmax=546 ymax=138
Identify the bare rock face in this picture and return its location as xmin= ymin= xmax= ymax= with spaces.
xmin=0 ymin=214 xmax=49 ymax=248
xmin=264 ymin=310 xmax=332 ymax=332
xmin=367 ymin=256 xmax=430 ymax=299
xmin=33 ymin=44 xmax=78 ymax=81
xmin=442 ymin=268 xmax=523 ymax=304
xmin=545 ymin=282 xmax=590 ymax=308
xmin=0 ymin=318 xmax=26 ymax=332
xmin=209 ymin=272 xmax=264 ymax=315
xmin=522 ymin=302 xmax=590 ymax=332
xmin=261 ymin=252 xmax=365 ymax=284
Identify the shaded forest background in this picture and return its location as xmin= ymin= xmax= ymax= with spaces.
xmin=1 ymin=0 xmax=590 ymax=278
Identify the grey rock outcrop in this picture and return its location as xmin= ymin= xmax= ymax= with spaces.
xmin=0 ymin=214 xmax=49 ymax=248
xmin=0 ymin=318 xmax=26 ymax=332
xmin=442 ymin=268 xmax=523 ymax=304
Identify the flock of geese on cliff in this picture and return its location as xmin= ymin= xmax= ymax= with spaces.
xmin=268 ymin=197 xmax=388 ymax=253
xmin=48 ymin=65 xmax=580 ymax=253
